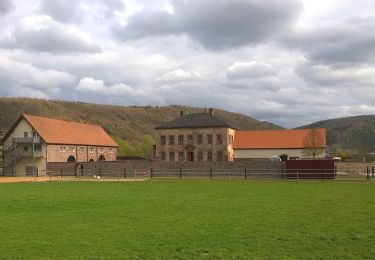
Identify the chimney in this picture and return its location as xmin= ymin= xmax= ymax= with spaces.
xmin=209 ymin=108 xmax=214 ymax=116
xmin=180 ymin=111 xmax=184 ymax=117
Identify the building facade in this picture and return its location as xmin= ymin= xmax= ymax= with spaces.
xmin=233 ymin=129 xmax=326 ymax=160
xmin=2 ymin=114 xmax=118 ymax=175
xmin=154 ymin=109 xmax=236 ymax=162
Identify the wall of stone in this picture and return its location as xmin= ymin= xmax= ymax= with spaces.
xmin=335 ymin=162 xmax=375 ymax=175
xmin=47 ymin=160 xmax=285 ymax=177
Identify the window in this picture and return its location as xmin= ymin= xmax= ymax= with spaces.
xmin=197 ymin=135 xmax=203 ymax=144
xmin=109 ymin=148 xmax=113 ymax=154
xmin=24 ymin=132 xmax=28 ymax=138
xmin=99 ymin=148 xmax=104 ymax=154
xmin=198 ymin=152 xmax=203 ymax=161
xmin=79 ymin=147 xmax=85 ymax=153
xmin=90 ymin=147 xmax=94 ymax=154
xmin=178 ymin=152 xmax=184 ymax=161
xmin=60 ymin=146 xmax=66 ymax=153
xmin=169 ymin=135 xmax=175 ymax=145
xmin=160 ymin=135 xmax=166 ymax=145
xmin=188 ymin=135 xmax=193 ymax=145
xmin=217 ymin=135 xmax=223 ymax=145
xmin=207 ymin=151 xmax=212 ymax=161
xmin=35 ymin=144 xmax=42 ymax=151
xmin=178 ymin=135 xmax=184 ymax=145
xmin=169 ymin=152 xmax=175 ymax=161
xmin=161 ymin=151 xmax=166 ymax=161
xmin=207 ymin=134 xmax=212 ymax=145
xmin=69 ymin=146 xmax=75 ymax=152
xmin=217 ymin=151 xmax=223 ymax=161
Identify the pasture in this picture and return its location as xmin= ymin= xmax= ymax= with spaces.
xmin=0 ymin=179 xmax=374 ymax=259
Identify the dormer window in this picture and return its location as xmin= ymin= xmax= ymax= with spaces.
xmin=24 ymin=132 xmax=28 ymax=138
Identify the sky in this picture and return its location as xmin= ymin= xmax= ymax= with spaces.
xmin=0 ymin=0 xmax=375 ymax=128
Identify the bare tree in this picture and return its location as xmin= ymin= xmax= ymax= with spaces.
xmin=303 ymin=129 xmax=325 ymax=158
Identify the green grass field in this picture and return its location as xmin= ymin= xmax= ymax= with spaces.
xmin=0 ymin=180 xmax=374 ymax=259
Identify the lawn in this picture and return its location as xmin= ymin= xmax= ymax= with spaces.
xmin=0 ymin=180 xmax=374 ymax=259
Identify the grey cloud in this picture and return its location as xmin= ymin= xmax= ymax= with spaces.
xmin=0 ymin=0 xmax=13 ymax=17
xmin=282 ymin=17 xmax=375 ymax=64
xmin=295 ymin=61 xmax=375 ymax=88
xmin=40 ymin=0 xmax=82 ymax=23
xmin=115 ymin=0 xmax=301 ymax=50
xmin=0 ymin=55 xmax=76 ymax=98
xmin=0 ymin=16 xmax=101 ymax=53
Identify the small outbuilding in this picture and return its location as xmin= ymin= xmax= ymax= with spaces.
xmin=233 ymin=129 xmax=326 ymax=160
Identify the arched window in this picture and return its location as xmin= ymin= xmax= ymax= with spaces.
xmin=98 ymin=155 xmax=106 ymax=161
xmin=89 ymin=159 xmax=94 ymax=162
xmin=67 ymin=156 xmax=76 ymax=162
xmin=279 ymin=154 xmax=289 ymax=161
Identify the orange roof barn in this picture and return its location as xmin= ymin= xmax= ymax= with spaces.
xmin=233 ymin=129 xmax=326 ymax=149
xmin=3 ymin=114 xmax=118 ymax=147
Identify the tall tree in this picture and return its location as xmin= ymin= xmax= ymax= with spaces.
xmin=303 ymin=129 xmax=325 ymax=158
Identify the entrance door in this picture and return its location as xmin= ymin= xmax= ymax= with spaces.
xmin=187 ymin=152 xmax=194 ymax=161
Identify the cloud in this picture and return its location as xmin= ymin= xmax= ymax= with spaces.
xmin=0 ymin=0 xmax=13 ymax=17
xmin=156 ymin=69 xmax=201 ymax=83
xmin=76 ymin=77 xmax=140 ymax=95
xmin=0 ymin=16 xmax=101 ymax=53
xmin=281 ymin=17 xmax=375 ymax=64
xmin=39 ymin=0 xmax=125 ymax=23
xmin=295 ymin=61 xmax=375 ymax=87
xmin=39 ymin=0 xmax=82 ymax=23
xmin=0 ymin=56 xmax=76 ymax=97
xmin=226 ymin=61 xmax=277 ymax=80
xmin=115 ymin=0 xmax=301 ymax=50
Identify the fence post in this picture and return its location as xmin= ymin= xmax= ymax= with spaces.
xmin=281 ymin=168 xmax=284 ymax=179
xmin=244 ymin=168 xmax=247 ymax=179
xmin=60 ymin=169 xmax=62 ymax=178
xmin=179 ymin=168 xmax=182 ymax=179
xmin=99 ymin=168 xmax=102 ymax=179
xmin=151 ymin=168 xmax=153 ymax=179
xmin=12 ymin=168 xmax=14 ymax=177
xmin=367 ymin=167 xmax=370 ymax=181
xmin=334 ymin=165 xmax=337 ymax=178
xmin=210 ymin=168 xmax=213 ymax=180
xmin=372 ymin=166 xmax=374 ymax=178
xmin=297 ymin=171 xmax=299 ymax=184
xmin=124 ymin=168 xmax=126 ymax=179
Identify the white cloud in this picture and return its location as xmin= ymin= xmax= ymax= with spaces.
xmin=76 ymin=77 xmax=144 ymax=96
xmin=226 ymin=61 xmax=277 ymax=80
xmin=156 ymin=69 xmax=201 ymax=83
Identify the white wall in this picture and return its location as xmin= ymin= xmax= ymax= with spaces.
xmin=234 ymin=148 xmax=325 ymax=159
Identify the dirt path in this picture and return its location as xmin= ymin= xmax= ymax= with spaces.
xmin=0 ymin=176 xmax=148 ymax=183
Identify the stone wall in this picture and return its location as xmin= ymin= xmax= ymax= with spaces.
xmin=47 ymin=160 xmax=285 ymax=177
xmin=335 ymin=162 xmax=375 ymax=175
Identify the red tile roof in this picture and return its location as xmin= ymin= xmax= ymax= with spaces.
xmin=233 ymin=129 xmax=326 ymax=149
xmin=4 ymin=114 xmax=118 ymax=147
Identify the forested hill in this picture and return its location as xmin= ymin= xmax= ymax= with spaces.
xmin=297 ymin=115 xmax=375 ymax=151
xmin=0 ymin=98 xmax=282 ymax=156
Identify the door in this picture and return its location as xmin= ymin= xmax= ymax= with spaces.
xmin=187 ymin=152 xmax=194 ymax=161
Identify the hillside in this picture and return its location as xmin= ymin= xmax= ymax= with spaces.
xmin=0 ymin=98 xmax=282 ymax=156
xmin=298 ymin=115 xmax=375 ymax=152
